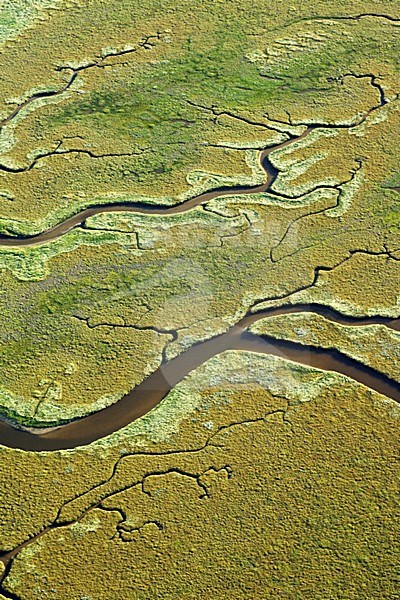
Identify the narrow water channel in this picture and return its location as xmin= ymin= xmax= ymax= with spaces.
xmin=0 ymin=128 xmax=311 ymax=246
xmin=1 ymin=303 xmax=399 ymax=451
xmin=0 ymin=101 xmax=397 ymax=450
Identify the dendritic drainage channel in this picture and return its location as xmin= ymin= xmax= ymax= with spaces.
xmin=0 ymin=72 xmax=393 ymax=245
xmin=0 ymin=300 xmax=399 ymax=451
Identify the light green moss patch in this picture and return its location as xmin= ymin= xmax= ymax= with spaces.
xmin=0 ymin=0 xmax=62 ymax=47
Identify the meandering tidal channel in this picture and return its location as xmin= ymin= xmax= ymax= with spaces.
xmin=0 ymin=302 xmax=399 ymax=451
xmin=0 ymin=126 xmax=313 ymax=246
xmin=0 ymin=106 xmax=398 ymax=451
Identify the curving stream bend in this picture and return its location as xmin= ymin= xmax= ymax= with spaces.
xmin=0 ymin=100 xmax=399 ymax=450
xmin=0 ymin=302 xmax=399 ymax=451
xmin=0 ymin=128 xmax=313 ymax=246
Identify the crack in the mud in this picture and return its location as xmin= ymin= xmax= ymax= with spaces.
xmin=1 ymin=284 xmax=400 ymax=444
xmin=270 ymin=159 xmax=363 ymax=262
xmin=331 ymin=13 xmax=400 ymax=23
xmin=0 ymin=33 xmax=162 ymax=132
xmin=327 ymin=72 xmax=388 ymax=106
xmin=184 ymin=99 xmax=297 ymax=136
xmin=2 ymin=287 xmax=400 ymax=585
xmin=261 ymin=78 xmax=397 ymax=128
xmin=71 ymin=313 xmax=176 ymax=337
xmin=252 ymin=247 xmax=400 ymax=307
xmin=56 ymin=32 xmax=162 ymax=74
xmin=71 ymin=313 xmax=177 ymax=363
xmin=0 ymin=77 xmax=393 ymax=245
xmin=269 ymin=13 xmax=400 ymax=34
xmin=0 ymin=141 xmax=148 ymax=174
xmin=1 ymin=15 xmax=399 ymax=598
xmin=0 ymin=412 xmax=282 ymax=592
xmin=0 ymin=73 xmax=78 ymax=130
xmin=217 ymin=212 xmax=252 ymax=246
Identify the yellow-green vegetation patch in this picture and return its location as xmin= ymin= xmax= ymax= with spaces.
xmin=0 ymin=0 xmax=399 ymax=226
xmin=0 ymin=227 xmax=137 ymax=280
xmin=250 ymin=312 xmax=400 ymax=381
xmin=0 ymin=1 xmax=400 ymax=596
xmin=298 ymin=252 xmax=400 ymax=315
xmin=0 ymin=143 xmax=267 ymax=236
xmin=0 ymin=243 xmax=175 ymax=426
xmin=0 ymin=0 xmax=62 ymax=47
xmin=1 ymin=351 xmax=398 ymax=599
xmin=0 ymin=201 xmax=348 ymax=423
xmin=1 ymin=179 xmax=399 ymax=426
xmin=0 ymin=351 xmax=296 ymax=549
xmin=271 ymin=108 xmax=400 ymax=203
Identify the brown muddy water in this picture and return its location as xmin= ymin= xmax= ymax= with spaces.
xmin=1 ymin=303 xmax=399 ymax=451
xmin=0 ymin=103 xmax=398 ymax=450
xmin=0 ymin=127 xmax=312 ymax=247
xmin=0 ymin=94 xmax=386 ymax=248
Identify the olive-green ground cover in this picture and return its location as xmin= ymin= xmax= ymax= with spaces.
xmin=250 ymin=312 xmax=400 ymax=381
xmin=0 ymin=67 xmax=399 ymax=424
xmin=1 ymin=352 xmax=399 ymax=599
xmin=0 ymin=0 xmax=399 ymax=231
xmin=0 ymin=0 xmax=400 ymax=597
xmin=0 ymin=0 xmax=62 ymax=47
xmin=0 ymin=180 xmax=399 ymax=425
